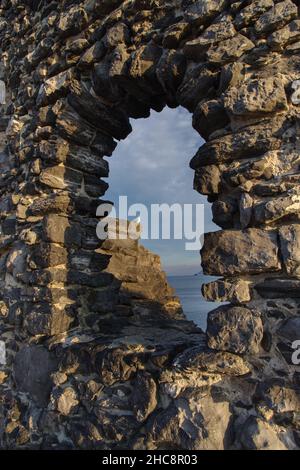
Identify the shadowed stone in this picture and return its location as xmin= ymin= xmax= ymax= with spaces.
xmin=14 ymin=345 xmax=58 ymax=407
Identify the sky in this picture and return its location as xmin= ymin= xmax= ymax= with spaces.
xmin=104 ymin=106 xmax=218 ymax=276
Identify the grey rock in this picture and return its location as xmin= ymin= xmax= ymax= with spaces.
xmin=206 ymin=34 xmax=254 ymax=65
xmin=131 ymin=373 xmax=157 ymax=422
xmin=14 ymin=345 xmax=58 ymax=407
xmin=173 ymin=345 xmax=250 ymax=376
xmin=279 ymin=225 xmax=300 ymax=277
xmin=202 ymin=278 xmax=251 ymax=303
xmin=201 ymin=228 xmax=280 ymax=276
xmin=207 ymin=305 xmax=264 ymax=355
xmin=224 ymin=77 xmax=288 ymax=116
xmin=183 ymin=0 xmax=228 ymax=24
xmin=239 ymin=416 xmax=287 ymax=450
xmin=255 ymin=0 xmax=298 ymax=35
xmin=234 ymin=0 xmax=274 ymax=29
xmin=278 ymin=317 xmax=300 ymax=343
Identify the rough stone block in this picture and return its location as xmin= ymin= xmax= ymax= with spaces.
xmin=14 ymin=345 xmax=58 ymax=407
xmin=239 ymin=416 xmax=287 ymax=450
xmin=38 ymin=138 xmax=109 ymax=176
xmin=202 ymin=278 xmax=251 ymax=303
xmin=177 ymin=64 xmax=219 ymax=112
xmin=201 ymin=228 xmax=281 ymax=276
xmin=25 ymin=304 xmax=75 ymax=336
xmin=207 ymin=305 xmax=264 ymax=355
xmin=68 ymin=80 xmax=132 ymax=140
xmin=190 ymin=122 xmax=281 ymax=168
xmin=39 ymin=164 xmax=108 ymax=197
xmin=255 ymin=0 xmax=297 ymax=35
xmin=279 ymin=224 xmax=300 ymax=277
xmin=173 ymin=345 xmax=250 ymax=376
xmin=268 ymin=19 xmax=300 ymax=49
xmin=206 ymin=34 xmax=254 ymax=65
xmin=234 ymin=0 xmax=274 ymax=29
xmin=43 ymin=214 xmax=82 ymax=247
xmin=193 ymin=99 xmax=229 ymax=139
xmin=224 ymin=77 xmax=288 ymax=116
xmin=255 ymin=278 xmax=300 ymax=298
xmin=29 ymin=242 xmax=67 ymax=269
xmin=183 ymin=0 xmax=227 ymax=24
xmin=193 ymin=165 xmax=221 ymax=195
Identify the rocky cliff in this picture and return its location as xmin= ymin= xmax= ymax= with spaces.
xmin=0 ymin=0 xmax=300 ymax=450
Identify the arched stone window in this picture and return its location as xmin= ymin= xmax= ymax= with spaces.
xmin=0 ymin=0 xmax=300 ymax=451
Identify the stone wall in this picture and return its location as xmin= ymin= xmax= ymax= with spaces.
xmin=0 ymin=0 xmax=300 ymax=450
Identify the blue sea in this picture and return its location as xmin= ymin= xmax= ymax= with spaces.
xmin=168 ymin=275 xmax=224 ymax=331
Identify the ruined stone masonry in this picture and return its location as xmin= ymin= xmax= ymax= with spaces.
xmin=0 ymin=0 xmax=300 ymax=450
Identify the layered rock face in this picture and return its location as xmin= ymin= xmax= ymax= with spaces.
xmin=0 ymin=0 xmax=300 ymax=450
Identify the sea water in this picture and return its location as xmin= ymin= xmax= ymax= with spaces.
xmin=168 ymin=275 xmax=224 ymax=331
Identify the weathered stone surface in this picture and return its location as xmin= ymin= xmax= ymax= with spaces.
xmin=207 ymin=305 xmax=264 ymax=355
xmin=104 ymin=22 xmax=130 ymax=49
xmin=234 ymin=0 xmax=274 ymax=29
xmin=224 ymin=77 xmax=288 ymax=116
xmin=173 ymin=346 xmax=250 ymax=376
xmin=255 ymin=379 xmax=300 ymax=413
xmin=291 ymin=79 xmax=300 ymax=105
xmin=278 ymin=317 xmax=300 ymax=343
xmin=0 ymin=371 xmax=7 ymax=384
xmin=53 ymin=387 xmax=79 ymax=416
xmin=150 ymin=391 xmax=232 ymax=450
xmin=14 ymin=345 xmax=58 ymax=407
xmin=57 ymin=6 xmax=88 ymax=37
xmin=201 ymin=228 xmax=280 ymax=276
xmin=39 ymin=164 xmax=108 ymax=197
xmin=255 ymin=0 xmax=298 ymax=36
xmin=163 ymin=22 xmax=190 ymax=49
xmin=130 ymin=373 xmax=157 ymax=422
xmin=24 ymin=304 xmax=75 ymax=336
xmin=202 ymin=278 xmax=251 ymax=303
xmin=193 ymin=99 xmax=229 ymax=140
xmin=156 ymin=50 xmax=187 ymax=101
xmin=206 ymin=34 xmax=255 ymax=65
xmin=78 ymin=41 xmax=106 ymax=68
xmin=255 ymin=278 xmax=300 ymax=298
xmin=183 ymin=0 xmax=227 ymax=24
xmin=239 ymin=416 xmax=287 ymax=450
xmin=177 ymin=64 xmax=219 ymax=112
xmin=1 ymin=0 xmax=300 ymax=452
xmin=190 ymin=123 xmax=281 ymax=167
xmin=279 ymin=225 xmax=300 ymax=277
xmin=0 ymin=341 xmax=5 ymax=365
xmin=37 ymin=69 xmax=75 ymax=107
xmin=43 ymin=214 xmax=81 ymax=247
xmin=55 ymin=103 xmax=117 ymax=153
xmin=254 ymin=189 xmax=300 ymax=225
xmin=184 ymin=14 xmax=236 ymax=60
xmin=129 ymin=43 xmax=163 ymax=92
xmin=94 ymin=348 xmax=141 ymax=386
xmin=68 ymin=80 xmax=132 ymax=140
xmin=268 ymin=19 xmax=300 ymax=49
xmin=193 ymin=165 xmax=221 ymax=195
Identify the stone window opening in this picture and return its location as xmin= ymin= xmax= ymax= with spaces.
xmin=0 ymin=0 xmax=300 ymax=451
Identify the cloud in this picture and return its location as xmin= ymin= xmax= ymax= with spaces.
xmin=105 ymin=106 xmax=218 ymax=275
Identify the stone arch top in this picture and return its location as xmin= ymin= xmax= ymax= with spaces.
xmin=0 ymin=0 xmax=300 ymax=450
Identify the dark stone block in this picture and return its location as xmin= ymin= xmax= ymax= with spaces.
xmin=14 ymin=345 xmax=58 ymax=407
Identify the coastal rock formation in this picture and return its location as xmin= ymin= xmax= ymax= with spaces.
xmin=0 ymin=0 xmax=300 ymax=450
